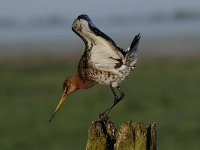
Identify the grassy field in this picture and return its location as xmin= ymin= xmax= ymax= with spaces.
xmin=0 ymin=54 xmax=200 ymax=149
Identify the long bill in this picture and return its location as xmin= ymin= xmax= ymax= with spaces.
xmin=49 ymin=88 xmax=68 ymax=122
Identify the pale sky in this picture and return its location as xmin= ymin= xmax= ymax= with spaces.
xmin=0 ymin=0 xmax=199 ymax=19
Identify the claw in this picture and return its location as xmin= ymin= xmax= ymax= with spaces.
xmin=99 ymin=112 xmax=109 ymax=122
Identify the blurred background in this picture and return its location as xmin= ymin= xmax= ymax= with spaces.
xmin=0 ymin=0 xmax=200 ymax=149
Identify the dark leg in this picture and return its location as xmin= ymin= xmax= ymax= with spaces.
xmin=99 ymin=85 xmax=125 ymax=120
xmin=116 ymin=85 xmax=125 ymax=99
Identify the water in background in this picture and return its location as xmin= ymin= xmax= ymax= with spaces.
xmin=0 ymin=11 xmax=200 ymax=42
xmin=0 ymin=1 xmax=200 ymax=55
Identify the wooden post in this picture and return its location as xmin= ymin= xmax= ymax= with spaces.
xmin=86 ymin=120 xmax=156 ymax=150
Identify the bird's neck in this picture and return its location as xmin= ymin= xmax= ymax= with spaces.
xmin=70 ymin=74 xmax=94 ymax=89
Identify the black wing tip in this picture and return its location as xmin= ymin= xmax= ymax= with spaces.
xmin=133 ymin=33 xmax=141 ymax=43
xmin=135 ymin=33 xmax=141 ymax=40
xmin=77 ymin=14 xmax=90 ymax=20
xmin=130 ymin=33 xmax=141 ymax=50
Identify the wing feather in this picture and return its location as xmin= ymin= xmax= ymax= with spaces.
xmin=87 ymin=35 xmax=124 ymax=71
xmin=72 ymin=15 xmax=124 ymax=71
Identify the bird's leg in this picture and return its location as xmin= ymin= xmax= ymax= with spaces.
xmin=116 ymin=85 xmax=125 ymax=99
xmin=99 ymin=85 xmax=125 ymax=121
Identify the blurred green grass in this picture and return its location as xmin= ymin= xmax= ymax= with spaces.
xmin=0 ymin=55 xmax=200 ymax=150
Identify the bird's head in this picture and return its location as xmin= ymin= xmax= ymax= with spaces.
xmin=49 ymin=76 xmax=78 ymax=122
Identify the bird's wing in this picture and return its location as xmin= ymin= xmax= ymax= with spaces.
xmin=87 ymin=36 xmax=124 ymax=71
xmin=124 ymin=34 xmax=141 ymax=66
xmin=72 ymin=15 xmax=124 ymax=71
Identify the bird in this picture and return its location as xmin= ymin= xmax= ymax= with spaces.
xmin=49 ymin=14 xmax=141 ymax=122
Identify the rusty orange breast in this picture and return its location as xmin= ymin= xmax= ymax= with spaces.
xmin=68 ymin=74 xmax=95 ymax=89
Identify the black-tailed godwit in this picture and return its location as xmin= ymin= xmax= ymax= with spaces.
xmin=49 ymin=14 xmax=141 ymax=122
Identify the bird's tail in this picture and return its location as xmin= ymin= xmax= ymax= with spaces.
xmin=125 ymin=33 xmax=141 ymax=66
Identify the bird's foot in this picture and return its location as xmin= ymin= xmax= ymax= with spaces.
xmin=99 ymin=112 xmax=109 ymax=123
